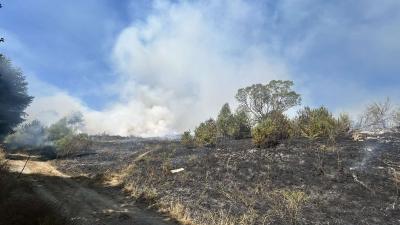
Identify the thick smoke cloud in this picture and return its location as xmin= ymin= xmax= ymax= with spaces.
xmin=26 ymin=0 xmax=290 ymax=137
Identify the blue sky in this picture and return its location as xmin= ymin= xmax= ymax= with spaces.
xmin=1 ymin=0 xmax=400 ymax=136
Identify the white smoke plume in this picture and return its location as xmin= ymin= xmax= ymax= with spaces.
xmin=26 ymin=0 xmax=290 ymax=137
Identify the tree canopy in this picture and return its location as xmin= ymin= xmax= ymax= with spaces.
xmin=216 ymin=103 xmax=234 ymax=137
xmin=0 ymin=55 xmax=33 ymax=140
xmin=235 ymin=80 xmax=301 ymax=122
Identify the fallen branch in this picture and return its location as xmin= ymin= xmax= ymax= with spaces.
xmin=18 ymin=154 xmax=31 ymax=178
xmin=352 ymin=173 xmax=375 ymax=195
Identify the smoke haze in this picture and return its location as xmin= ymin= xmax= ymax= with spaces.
xmin=26 ymin=0 xmax=289 ymax=137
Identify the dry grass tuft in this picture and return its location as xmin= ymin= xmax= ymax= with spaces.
xmin=268 ymin=189 xmax=309 ymax=225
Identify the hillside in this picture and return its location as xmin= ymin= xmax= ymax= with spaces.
xmin=54 ymin=132 xmax=400 ymax=225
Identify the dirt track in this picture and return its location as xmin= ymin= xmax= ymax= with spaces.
xmin=8 ymin=155 xmax=178 ymax=225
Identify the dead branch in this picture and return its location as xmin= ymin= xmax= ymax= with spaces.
xmin=352 ymin=173 xmax=375 ymax=195
xmin=17 ymin=154 xmax=31 ymax=178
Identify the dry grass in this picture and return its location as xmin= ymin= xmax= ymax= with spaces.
xmin=104 ymin=141 xmax=313 ymax=225
xmin=268 ymin=190 xmax=309 ymax=225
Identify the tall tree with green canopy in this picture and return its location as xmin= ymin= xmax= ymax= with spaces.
xmin=216 ymin=103 xmax=234 ymax=137
xmin=231 ymin=108 xmax=252 ymax=139
xmin=235 ymin=80 xmax=301 ymax=122
xmin=0 ymin=55 xmax=33 ymax=141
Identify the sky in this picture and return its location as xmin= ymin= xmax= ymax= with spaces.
xmin=1 ymin=0 xmax=400 ymax=137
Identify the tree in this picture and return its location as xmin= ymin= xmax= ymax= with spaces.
xmin=216 ymin=103 xmax=234 ymax=137
xmin=0 ymin=2 xmax=4 ymax=57
xmin=235 ymin=80 xmax=301 ymax=122
xmin=47 ymin=118 xmax=73 ymax=142
xmin=0 ymin=55 xmax=33 ymax=141
xmin=230 ymin=108 xmax=251 ymax=139
xmin=47 ymin=112 xmax=84 ymax=142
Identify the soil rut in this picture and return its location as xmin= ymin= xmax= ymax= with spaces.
xmin=8 ymin=155 xmax=177 ymax=225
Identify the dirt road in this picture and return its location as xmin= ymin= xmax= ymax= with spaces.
xmin=8 ymin=155 xmax=178 ymax=225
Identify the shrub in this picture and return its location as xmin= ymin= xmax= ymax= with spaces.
xmin=0 ymin=147 xmax=7 ymax=173
xmin=236 ymin=80 xmax=301 ymax=122
xmin=336 ymin=113 xmax=352 ymax=135
xmin=0 ymin=147 xmax=5 ymax=162
xmin=294 ymin=106 xmax=337 ymax=139
xmin=55 ymin=133 xmax=92 ymax=157
xmin=194 ymin=119 xmax=217 ymax=147
xmin=252 ymin=112 xmax=291 ymax=147
xmin=394 ymin=110 xmax=400 ymax=130
xmin=181 ymin=131 xmax=194 ymax=148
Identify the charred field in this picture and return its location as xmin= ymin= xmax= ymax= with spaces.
xmin=54 ymin=133 xmax=400 ymax=225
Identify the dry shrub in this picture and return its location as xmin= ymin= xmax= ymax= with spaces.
xmin=166 ymin=200 xmax=193 ymax=225
xmin=0 ymin=146 xmax=8 ymax=177
xmin=390 ymin=168 xmax=400 ymax=200
xmin=0 ymin=146 xmax=6 ymax=159
xmin=181 ymin=131 xmax=195 ymax=148
xmin=55 ymin=133 xmax=92 ymax=157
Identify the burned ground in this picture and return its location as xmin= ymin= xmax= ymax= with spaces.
xmin=55 ymin=133 xmax=400 ymax=225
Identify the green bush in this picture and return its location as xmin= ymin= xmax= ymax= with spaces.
xmin=294 ymin=107 xmax=337 ymax=139
xmin=194 ymin=119 xmax=217 ymax=147
xmin=55 ymin=133 xmax=92 ymax=157
xmin=293 ymin=107 xmax=352 ymax=140
xmin=181 ymin=131 xmax=194 ymax=148
xmin=252 ymin=112 xmax=291 ymax=147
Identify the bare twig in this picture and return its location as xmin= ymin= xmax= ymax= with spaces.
xmin=352 ymin=173 xmax=375 ymax=195
xmin=18 ymin=154 xmax=31 ymax=178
